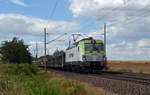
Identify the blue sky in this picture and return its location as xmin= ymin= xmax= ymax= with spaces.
xmin=0 ymin=0 xmax=99 ymax=33
xmin=0 ymin=0 xmax=150 ymax=60
xmin=0 ymin=0 xmax=72 ymax=20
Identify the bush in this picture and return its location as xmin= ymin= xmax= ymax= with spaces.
xmin=104 ymin=66 xmax=110 ymax=70
xmin=0 ymin=37 xmax=32 ymax=64
xmin=139 ymin=70 xmax=144 ymax=74
xmin=3 ymin=63 xmax=38 ymax=76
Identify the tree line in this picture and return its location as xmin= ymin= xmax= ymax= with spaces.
xmin=0 ymin=37 xmax=65 ymax=64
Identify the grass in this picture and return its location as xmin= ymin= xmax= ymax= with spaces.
xmin=0 ymin=64 xmax=86 ymax=95
xmin=0 ymin=63 xmax=118 ymax=95
xmin=106 ymin=60 xmax=150 ymax=74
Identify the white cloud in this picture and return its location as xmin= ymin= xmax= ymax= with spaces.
xmin=138 ymin=39 xmax=150 ymax=48
xmin=69 ymin=0 xmax=150 ymax=20
xmin=69 ymin=0 xmax=150 ymax=60
xmin=0 ymin=14 xmax=80 ymax=39
xmin=29 ymin=41 xmax=43 ymax=45
xmin=69 ymin=0 xmax=124 ymax=18
xmin=0 ymin=14 xmax=81 ymax=56
xmin=107 ymin=41 xmax=150 ymax=60
xmin=10 ymin=0 xmax=27 ymax=7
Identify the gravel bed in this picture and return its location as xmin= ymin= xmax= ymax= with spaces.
xmin=48 ymin=69 xmax=150 ymax=95
xmin=103 ymin=71 xmax=150 ymax=79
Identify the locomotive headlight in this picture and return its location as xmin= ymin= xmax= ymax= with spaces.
xmin=104 ymin=56 xmax=107 ymax=61
xmin=82 ymin=55 xmax=86 ymax=61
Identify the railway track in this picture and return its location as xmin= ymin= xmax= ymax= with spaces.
xmin=38 ymin=65 xmax=150 ymax=95
xmin=96 ymin=73 xmax=150 ymax=86
xmin=39 ymin=65 xmax=150 ymax=86
xmin=101 ymin=71 xmax=150 ymax=85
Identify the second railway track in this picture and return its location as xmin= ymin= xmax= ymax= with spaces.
xmin=97 ymin=71 xmax=150 ymax=85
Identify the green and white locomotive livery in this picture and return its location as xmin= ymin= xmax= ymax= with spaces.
xmin=65 ymin=37 xmax=107 ymax=70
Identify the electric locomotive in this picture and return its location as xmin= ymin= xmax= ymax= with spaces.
xmin=64 ymin=37 xmax=107 ymax=71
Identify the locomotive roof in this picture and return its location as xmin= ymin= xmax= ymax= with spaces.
xmin=67 ymin=37 xmax=103 ymax=50
xmin=76 ymin=37 xmax=102 ymax=43
xmin=72 ymin=37 xmax=103 ymax=46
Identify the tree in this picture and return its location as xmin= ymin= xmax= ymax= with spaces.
xmin=53 ymin=50 xmax=65 ymax=56
xmin=0 ymin=37 xmax=32 ymax=64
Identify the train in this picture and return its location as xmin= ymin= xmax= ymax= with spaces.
xmin=44 ymin=37 xmax=107 ymax=72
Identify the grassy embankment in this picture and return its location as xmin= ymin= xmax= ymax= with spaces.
xmin=106 ymin=60 xmax=150 ymax=74
xmin=0 ymin=62 xmax=118 ymax=95
xmin=0 ymin=64 xmax=86 ymax=95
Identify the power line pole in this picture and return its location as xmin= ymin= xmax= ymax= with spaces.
xmin=104 ymin=23 xmax=106 ymax=56
xmin=36 ymin=42 xmax=38 ymax=59
xmin=47 ymin=49 xmax=50 ymax=56
xmin=33 ymin=49 xmax=36 ymax=58
xmin=44 ymin=28 xmax=47 ymax=71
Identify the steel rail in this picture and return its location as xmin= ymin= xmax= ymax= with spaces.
xmin=38 ymin=65 xmax=150 ymax=85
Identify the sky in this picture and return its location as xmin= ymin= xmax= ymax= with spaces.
xmin=0 ymin=0 xmax=150 ymax=60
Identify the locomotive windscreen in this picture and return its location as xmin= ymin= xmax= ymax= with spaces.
xmin=84 ymin=43 xmax=103 ymax=51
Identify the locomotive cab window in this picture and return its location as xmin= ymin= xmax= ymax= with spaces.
xmin=84 ymin=43 xmax=103 ymax=51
